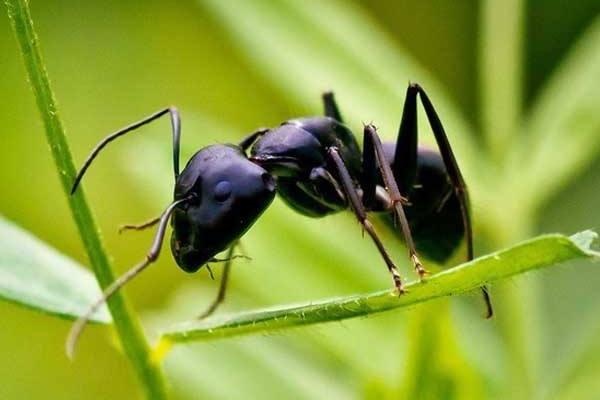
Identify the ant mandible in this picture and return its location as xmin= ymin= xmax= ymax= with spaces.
xmin=66 ymin=83 xmax=493 ymax=357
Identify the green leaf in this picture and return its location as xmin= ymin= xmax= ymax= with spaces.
xmin=0 ymin=215 xmax=110 ymax=323
xmin=159 ymin=231 xmax=599 ymax=344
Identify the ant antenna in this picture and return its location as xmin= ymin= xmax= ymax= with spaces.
xmin=71 ymin=107 xmax=181 ymax=194
xmin=66 ymin=196 xmax=190 ymax=359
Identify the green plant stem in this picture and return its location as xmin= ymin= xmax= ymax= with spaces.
xmin=160 ymin=232 xmax=599 ymax=345
xmin=5 ymin=1 xmax=168 ymax=398
xmin=479 ymin=0 xmax=524 ymax=161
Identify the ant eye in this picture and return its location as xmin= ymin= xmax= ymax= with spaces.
xmin=213 ymin=180 xmax=232 ymax=201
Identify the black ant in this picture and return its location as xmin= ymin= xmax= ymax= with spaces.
xmin=66 ymin=83 xmax=493 ymax=357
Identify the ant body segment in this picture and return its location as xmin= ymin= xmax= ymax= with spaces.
xmin=66 ymin=83 xmax=493 ymax=357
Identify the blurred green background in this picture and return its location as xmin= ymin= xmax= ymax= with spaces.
xmin=2 ymin=0 xmax=600 ymax=399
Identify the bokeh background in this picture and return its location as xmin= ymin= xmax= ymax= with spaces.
xmin=2 ymin=0 xmax=600 ymax=399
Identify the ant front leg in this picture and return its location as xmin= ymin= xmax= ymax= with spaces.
xmin=66 ymin=196 xmax=191 ymax=358
xmin=362 ymin=124 xmax=427 ymax=278
xmin=118 ymin=215 xmax=161 ymax=234
xmin=197 ymin=244 xmax=238 ymax=319
xmin=327 ymin=147 xmax=404 ymax=293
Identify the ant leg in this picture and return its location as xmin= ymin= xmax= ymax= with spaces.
xmin=322 ymin=91 xmax=343 ymax=122
xmin=327 ymin=147 xmax=404 ymax=293
xmin=118 ymin=215 xmax=161 ymax=234
xmin=392 ymin=84 xmax=419 ymax=195
xmin=71 ymin=107 xmax=181 ymax=194
xmin=197 ymin=244 xmax=237 ymax=319
xmin=363 ymin=124 xmax=427 ymax=278
xmin=239 ymin=128 xmax=269 ymax=151
xmin=65 ymin=197 xmax=190 ymax=359
xmin=413 ymin=83 xmax=493 ymax=318
xmin=480 ymin=286 xmax=493 ymax=318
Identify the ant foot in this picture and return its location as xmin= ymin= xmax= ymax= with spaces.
xmin=412 ymin=254 xmax=429 ymax=279
xmin=391 ymin=272 xmax=406 ymax=295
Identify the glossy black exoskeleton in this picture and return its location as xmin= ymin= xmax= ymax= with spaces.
xmin=66 ymin=83 xmax=492 ymax=357
xmin=170 ymin=144 xmax=276 ymax=272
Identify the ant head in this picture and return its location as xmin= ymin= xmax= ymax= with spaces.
xmin=170 ymin=144 xmax=276 ymax=272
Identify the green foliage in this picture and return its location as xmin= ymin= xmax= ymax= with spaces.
xmin=161 ymin=232 xmax=598 ymax=343
xmin=508 ymin=17 xmax=600 ymax=209
xmin=0 ymin=214 xmax=110 ymax=323
xmin=479 ymin=0 xmax=524 ymax=159
xmin=5 ymin=0 xmax=168 ymax=398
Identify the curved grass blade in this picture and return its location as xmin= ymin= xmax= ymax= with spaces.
xmin=0 ymin=215 xmax=110 ymax=323
xmin=160 ymin=231 xmax=599 ymax=344
xmin=479 ymin=0 xmax=524 ymax=159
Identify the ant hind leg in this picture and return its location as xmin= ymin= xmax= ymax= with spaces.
xmin=411 ymin=83 xmax=493 ymax=318
xmin=322 ymin=91 xmax=343 ymax=122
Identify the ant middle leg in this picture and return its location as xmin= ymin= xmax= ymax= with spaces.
xmin=327 ymin=147 xmax=404 ymax=293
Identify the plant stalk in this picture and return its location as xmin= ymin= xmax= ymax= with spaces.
xmin=5 ymin=0 xmax=168 ymax=398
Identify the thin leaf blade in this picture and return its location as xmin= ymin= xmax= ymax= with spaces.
xmin=160 ymin=231 xmax=599 ymax=344
xmin=0 ymin=215 xmax=111 ymax=323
